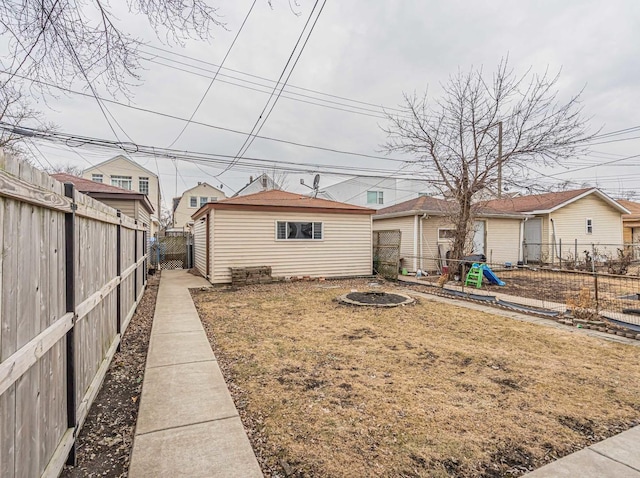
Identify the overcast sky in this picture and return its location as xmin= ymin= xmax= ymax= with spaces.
xmin=5 ymin=0 xmax=640 ymax=208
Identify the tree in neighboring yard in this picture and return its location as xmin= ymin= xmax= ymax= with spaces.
xmin=0 ymin=0 xmax=224 ymax=94
xmin=0 ymin=81 xmax=56 ymax=159
xmin=382 ymin=59 xmax=593 ymax=261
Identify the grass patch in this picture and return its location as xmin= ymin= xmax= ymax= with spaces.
xmin=192 ymin=279 xmax=640 ymax=477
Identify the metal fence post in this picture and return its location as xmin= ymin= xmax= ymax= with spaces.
xmin=574 ymin=239 xmax=578 ymax=266
xmin=523 ymin=239 xmax=527 ymax=265
xmin=134 ymin=221 xmax=139 ymax=300
xmin=461 ymin=261 xmax=466 ymax=294
xmin=143 ymin=230 xmax=148 ymax=284
xmin=559 ymin=239 xmax=562 ymax=269
xmin=63 ymin=183 xmax=77 ymax=466
xmin=116 ymin=211 xmax=122 ymax=352
xmin=592 ymin=243 xmax=599 ymax=312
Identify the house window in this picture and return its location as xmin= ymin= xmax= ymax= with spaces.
xmin=210 ymin=197 xmax=218 ymax=202
xmin=438 ymin=228 xmax=456 ymax=241
xmin=111 ymin=175 xmax=132 ymax=190
xmin=200 ymin=197 xmax=208 ymax=207
xmin=189 ymin=196 xmax=197 ymax=208
xmin=586 ymin=218 xmax=593 ymax=234
xmin=367 ymin=190 xmax=384 ymax=204
xmin=91 ymin=174 xmax=103 ymax=183
xmin=139 ymin=177 xmax=149 ymax=195
xmin=276 ymin=221 xmax=323 ymax=240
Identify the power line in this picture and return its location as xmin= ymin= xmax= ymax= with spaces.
xmin=223 ymin=0 xmax=325 ymax=174
xmin=167 ymin=0 xmax=258 ymax=148
xmin=138 ymin=42 xmax=408 ymax=115
xmin=1 ymin=70 xmax=415 ymax=165
xmin=230 ymin=0 xmax=328 ymax=168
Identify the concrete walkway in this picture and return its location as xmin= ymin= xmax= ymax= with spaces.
xmin=128 ymin=270 xmax=262 ymax=478
xmin=525 ymin=426 xmax=640 ymax=477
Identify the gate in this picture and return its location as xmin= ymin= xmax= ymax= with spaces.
xmin=373 ymin=229 xmax=401 ymax=280
xmin=151 ymin=231 xmax=194 ymax=270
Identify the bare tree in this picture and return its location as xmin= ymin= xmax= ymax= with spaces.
xmin=0 ymin=80 xmax=55 ymax=158
xmin=0 ymin=0 xmax=224 ymax=94
xmin=382 ymin=59 xmax=593 ymax=261
xmin=46 ymin=162 xmax=84 ymax=175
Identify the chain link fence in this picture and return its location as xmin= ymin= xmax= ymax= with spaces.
xmin=150 ymin=232 xmax=194 ymax=270
xmin=373 ymin=230 xmax=401 ymax=280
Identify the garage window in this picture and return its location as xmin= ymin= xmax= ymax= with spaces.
xmin=276 ymin=221 xmax=323 ymax=240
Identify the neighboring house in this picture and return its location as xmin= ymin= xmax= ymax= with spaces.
xmin=316 ymin=176 xmax=436 ymax=210
xmin=485 ymin=188 xmax=630 ymax=263
xmin=82 ymin=155 xmax=161 ymax=234
xmin=618 ymin=199 xmax=640 ymax=245
xmin=172 ymin=182 xmax=226 ymax=230
xmin=373 ymin=196 xmax=528 ymax=272
xmin=234 ymin=173 xmax=281 ymax=197
xmin=51 ymin=173 xmax=154 ymax=229
xmin=192 ymin=190 xmax=375 ymax=283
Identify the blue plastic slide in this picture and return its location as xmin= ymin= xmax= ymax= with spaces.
xmin=482 ymin=266 xmax=505 ymax=286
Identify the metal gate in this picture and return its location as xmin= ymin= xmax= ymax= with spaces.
xmin=373 ymin=229 xmax=401 ymax=280
xmin=151 ymin=232 xmax=194 ymax=270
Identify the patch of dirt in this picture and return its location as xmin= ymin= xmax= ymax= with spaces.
xmin=345 ymin=291 xmax=409 ymax=305
xmin=61 ymin=273 xmax=160 ymax=478
xmin=192 ymin=279 xmax=640 ymax=478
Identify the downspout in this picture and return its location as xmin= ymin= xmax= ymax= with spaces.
xmin=550 ymin=217 xmax=560 ymax=261
xmin=419 ymin=213 xmax=428 ymax=270
xmin=413 ymin=214 xmax=418 ymax=272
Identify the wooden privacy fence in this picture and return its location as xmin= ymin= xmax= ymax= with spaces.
xmin=0 ymin=154 xmax=148 ymax=478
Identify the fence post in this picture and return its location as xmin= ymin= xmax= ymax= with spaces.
xmin=575 ymin=239 xmax=578 ymax=266
xmin=559 ymin=239 xmax=562 ymax=269
xmin=134 ymin=221 xmax=139 ymax=301
xmin=63 ymin=183 xmax=77 ymax=466
xmin=461 ymin=261 xmax=466 ymax=294
xmin=522 ymin=240 xmax=527 ymax=265
xmin=116 ymin=211 xmax=122 ymax=352
xmin=592 ymin=243 xmax=599 ymax=312
xmin=143 ymin=230 xmax=148 ymax=284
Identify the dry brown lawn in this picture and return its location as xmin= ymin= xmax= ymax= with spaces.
xmin=191 ymin=279 xmax=640 ymax=478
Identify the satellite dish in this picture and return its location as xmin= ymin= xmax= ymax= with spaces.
xmin=313 ymin=174 xmax=320 ymax=190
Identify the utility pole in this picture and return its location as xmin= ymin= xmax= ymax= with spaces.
xmin=497 ymin=121 xmax=503 ymax=198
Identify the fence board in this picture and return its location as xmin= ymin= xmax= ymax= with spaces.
xmin=0 ymin=153 xmax=148 ymax=478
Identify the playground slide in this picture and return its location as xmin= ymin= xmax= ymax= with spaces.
xmin=482 ymin=266 xmax=505 ymax=286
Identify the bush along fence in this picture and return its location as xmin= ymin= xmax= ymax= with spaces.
xmin=0 ymin=153 xmax=148 ymax=478
xmin=398 ymin=254 xmax=640 ymax=340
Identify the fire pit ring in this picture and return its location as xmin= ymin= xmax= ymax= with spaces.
xmin=337 ymin=291 xmax=415 ymax=308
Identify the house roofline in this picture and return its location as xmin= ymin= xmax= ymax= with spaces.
xmin=192 ymin=202 xmax=375 ymax=220
xmin=83 ymin=155 xmax=158 ymax=178
xmin=525 ymin=188 xmax=631 ymax=215
xmin=373 ymin=210 xmax=530 ymax=221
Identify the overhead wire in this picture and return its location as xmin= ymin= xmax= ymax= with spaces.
xmin=222 ymin=0 xmax=325 ymax=174
xmin=167 ymin=0 xmax=258 ymax=148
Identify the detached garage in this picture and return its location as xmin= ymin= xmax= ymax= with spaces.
xmin=192 ymin=190 xmax=375 ymax=283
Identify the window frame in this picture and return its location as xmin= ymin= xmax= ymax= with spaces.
xmin=586 ymin=217 xmax=593 ymax=234
xmin=200 ymin=196 xmax=209 ymax=207
xmin=367 ymin=190 xmax=384 ymax=205
xmin=139 ymin=176 xmax=149 ymax=195
xmin=438 ymin=228 xmax=456 ymax=241
xmin=189 ymin=196 xmax=197 ymax=208
xmin=275 ymin=221 xmax=323 ymax=241
xmin=91 ymin=174 xmax=103 ymax=183
xmin=110 ymin=175 xmax=132 ymax=190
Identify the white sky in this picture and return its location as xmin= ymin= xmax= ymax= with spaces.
xmin=4 ymin=0 xmax=640 ymax=209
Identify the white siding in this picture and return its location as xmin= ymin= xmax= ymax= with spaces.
xmin=174 ymin=183 xmax=225 ymax=229
xmin=210 ymin=210 xmax=372 ymax=283
xmin=549 ymin=195 xmax=623 ymax=257
xmin=486 ymin=218 xmax=522 ymax=264
xmin=193 ymin=215 xmax=207 ymax=277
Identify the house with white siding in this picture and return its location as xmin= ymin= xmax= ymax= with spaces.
xmin=51 ymin=173 xmax=154 ymax=229
xmin=485 ymin=188 xmax=630 ymax=263
xmin=373 ymin=196 xmax=529 ymax=273
xmin=172 ymin=182 xmax=226 ymax=230
xmin=192 ymin=190 xmax=375 ymax=284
